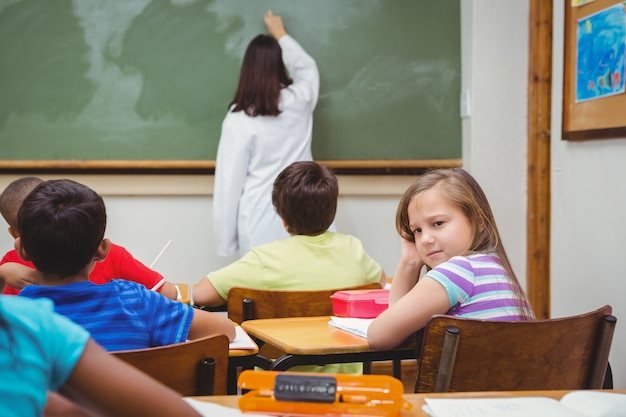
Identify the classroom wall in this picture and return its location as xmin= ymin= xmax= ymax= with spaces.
xmin=551 ymin=0 xmax=626 ymax=389
xmin=0 ymin=0 xmax=529 ymax=287
xmin=0 ymin=175 xmax=413 ymax=279
xmin=459 ymin=0 xmax=529 ymax=290
xmin=0 ymin=0 xmax=529 ymax=288
xmin=1 ymin=0 xmax=622 ymax=388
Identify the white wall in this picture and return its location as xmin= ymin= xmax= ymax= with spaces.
xmin=551 ymin=0 xmax=625 ymax=388
xmin=461 ymin=0 xmax=529 ymax=289
xmin=2 ymin=0 xmax=621 ymax=388
xmin=0 ymin=175 xmax=413 ymax=282
xmin=465 ymin=0 xmax=625 ymax=388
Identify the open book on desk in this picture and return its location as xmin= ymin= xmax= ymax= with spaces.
xmin=229 ymin=326 xmax=258 ymax=350
xmin=424 ymin=391 xmax=626 ymax=417
xmin=327 ymin=316 xmax=373 ymax=339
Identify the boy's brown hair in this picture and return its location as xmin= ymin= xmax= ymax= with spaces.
xmin=272 ymin=161 xmax=337 ymax=235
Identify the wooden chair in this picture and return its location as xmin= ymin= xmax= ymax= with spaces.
xmin=414 ymin=305 xmax=616 ymax=393
xmin=226 ymin=282 xmax=382 ymax=324
xmin=112 ymin=334 xmax=229 ymax=396
xmin=226 ymin=283 xmax=382 ymax=374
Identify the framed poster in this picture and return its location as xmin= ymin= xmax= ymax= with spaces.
xmin=563 ymin=0 xmax=626 ymax=140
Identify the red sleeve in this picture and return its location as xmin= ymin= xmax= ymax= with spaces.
xmin=89 ymin=243 xmax=166 ymax=291
xmin=1 ymin=250 xmax=35 ymax=295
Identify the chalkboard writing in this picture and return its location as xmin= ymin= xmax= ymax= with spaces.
xmin=0 ymin=0 xmax=461 ymax=166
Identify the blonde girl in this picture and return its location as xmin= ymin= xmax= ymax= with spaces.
xmin=368 ymin=168 xmax=534 ymax=350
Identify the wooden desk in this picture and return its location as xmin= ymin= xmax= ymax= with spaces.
xmin=190 ymin=390 xmax=626 ymax=416
xmin=240 ymin=316 xmax=415 ymax=377
xmin=174 ymin=283 xmax=190 ymax=304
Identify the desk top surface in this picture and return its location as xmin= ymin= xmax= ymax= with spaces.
xmin=174 ymin=283 xmax=190 ymax=304
xmin=190 ymin=390 xmax=626 ymax=416
xmin=240 ymin=316 xmax=413 ymax=355
xmin=228 ymin=347 xmax=258 ymax=357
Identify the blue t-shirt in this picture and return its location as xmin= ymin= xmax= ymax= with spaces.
xmin=20 ymin=280 xmax=194 ymax=351
xmin=0 ymin=296 xmax=89 ymax=417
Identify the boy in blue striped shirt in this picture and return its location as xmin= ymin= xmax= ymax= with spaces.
xmin=14 ymin=179 xmax=234 ymax=351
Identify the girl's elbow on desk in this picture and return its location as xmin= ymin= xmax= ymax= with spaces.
xmin=367 ymin=317 xmax=401 ymax=351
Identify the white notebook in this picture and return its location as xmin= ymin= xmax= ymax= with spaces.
xmin=423 ymin=391 xmax=626 ymax=417
xmin=228 ymin=326 xmax=258 ymax=350
xmin=327 ymin=316 xmax=374 ymax=339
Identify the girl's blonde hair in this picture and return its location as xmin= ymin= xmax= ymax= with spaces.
xmin=396 ymin=168 xmax=534 ymax=319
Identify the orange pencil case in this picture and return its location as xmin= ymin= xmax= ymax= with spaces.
xmin=237 ymin=370 xmax=411 ymax=416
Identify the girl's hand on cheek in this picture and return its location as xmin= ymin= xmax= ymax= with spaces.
xmin=389 ymin=237 xmax=425 ymax=306
xmin=399 ymin=237 xmax=424 ymax=270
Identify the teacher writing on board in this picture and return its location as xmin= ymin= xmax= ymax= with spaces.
xmin=213 ymin=10 xmax=319 ymax=258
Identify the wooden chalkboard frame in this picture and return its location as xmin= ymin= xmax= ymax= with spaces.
xmin=562 ymin=0 xmax=626 ymax=141
xmin=0 ymin=159 xmax=462 ymax=175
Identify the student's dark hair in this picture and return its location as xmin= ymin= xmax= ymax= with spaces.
xmin=228 ymin=34 xmax=292 ymax=117
xmin=396 ymin=168 xmax=534 ymax=320
xmin=0 ymin=176 xmax=43 ymax=230
xmin=18 ymin=179 xmax=106 ymax=276
xmin=272 ymin=161 xmax=337 ymax=235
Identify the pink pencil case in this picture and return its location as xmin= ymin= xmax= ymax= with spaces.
xmin=330 ymin=289 xmax=389 ymax=318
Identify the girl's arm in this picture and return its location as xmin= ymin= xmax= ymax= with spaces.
xmin=367 ymin=238 xmax=448 ymax=350
xmin=58 ymin=340 xmax=202 ymax=417
xmin=368 ymin=278 xmax=449 ymax=350
xmin=388 ymin=238 xmax=423 ymax=304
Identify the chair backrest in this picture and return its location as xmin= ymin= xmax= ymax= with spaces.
xmin=414 ymin=305 xmax=616 ymax=393
xmin=227 ymin=282 xmax=382 ymax=324
xmin=112 ymin=334 xmax=229 ymax=396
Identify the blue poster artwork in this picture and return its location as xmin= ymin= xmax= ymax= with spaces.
xmin=576 ymin=4 xmax=626 ymax=102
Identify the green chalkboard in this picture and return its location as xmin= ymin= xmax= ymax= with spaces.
xmin=0 ymin=0 xmax=461 ymax=168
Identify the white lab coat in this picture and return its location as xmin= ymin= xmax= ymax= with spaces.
xmin=213 ymin=35 xmax=319 ymax=257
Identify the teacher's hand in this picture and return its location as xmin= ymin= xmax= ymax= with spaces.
xmin=264 ymin=10 xmax=287 ymax=40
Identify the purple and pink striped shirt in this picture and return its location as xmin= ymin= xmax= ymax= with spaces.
xmin=426 ymin=253 xmax=534 ymax=320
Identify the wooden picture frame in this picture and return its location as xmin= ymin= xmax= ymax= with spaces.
xmin=562 ymin=0 xmax=626 ymax=140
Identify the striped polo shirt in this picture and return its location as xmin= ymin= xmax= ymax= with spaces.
xmin=426 ymin=253 xmax=534 ymax=320
xmin=19 ymin=280 xmax=193 ymax=351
